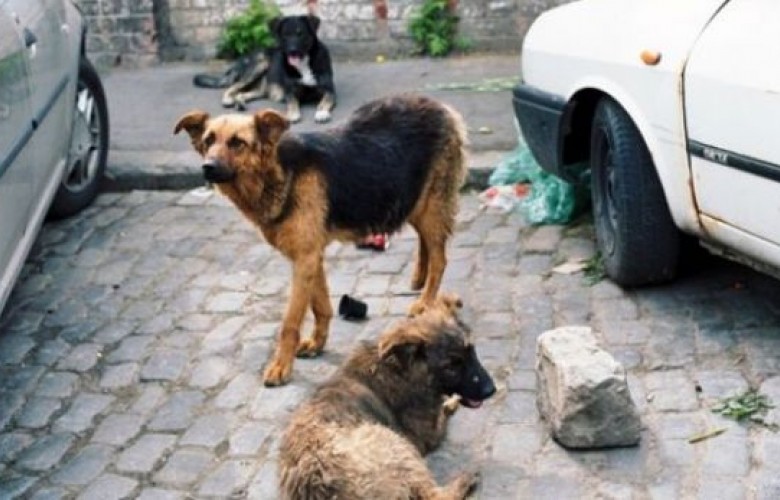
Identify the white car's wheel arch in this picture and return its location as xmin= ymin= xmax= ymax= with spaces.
xmin=562 ymin=77 xmax=703 ymax=237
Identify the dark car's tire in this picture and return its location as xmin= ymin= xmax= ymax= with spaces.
xmin=590 ymin=97 xmax=679 ymax=286
xmin=49 ymin=57 xmax=109 ymax=219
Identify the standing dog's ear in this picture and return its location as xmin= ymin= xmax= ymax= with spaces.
xmin=269 ymin=16 xmax=282 ymax=36
xmin=254 ymin=109 xmax=290 ymax=144
xmin=305 ymin=15 xmax=320 ymax=34
xmin=173 ymin=110 xmax=209 ymax=155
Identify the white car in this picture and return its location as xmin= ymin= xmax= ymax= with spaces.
xmin=514 ymin=0 xmax=780 ymax=286
xmin=0 ymin=0 xmax=109 ymax=313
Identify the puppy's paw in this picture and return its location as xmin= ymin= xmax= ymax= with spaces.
xmin=221 ymin=97 xmax=235 ymax=108
xmin=314 ymin=109 xmax=332 ymax=123
xmin=296 ymin=338 xmax=324 ymax=358
xmin=443 ymin=394 xmax=461 ymax=416
xmin=263 ymin=359 xmax=292 ymax=387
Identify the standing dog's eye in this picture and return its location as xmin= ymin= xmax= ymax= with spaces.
xmin=203 ymin=134 xmax=215 ymax=148
xmin=228 ymin=137 xmax=246 ymax=149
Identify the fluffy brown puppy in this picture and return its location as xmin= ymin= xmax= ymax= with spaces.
xmin=174 ymin=95 xmax=467 ymax=386
xmin=279 ymin=295 xmax=496 ymax=499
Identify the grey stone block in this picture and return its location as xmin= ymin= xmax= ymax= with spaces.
xmin=78 ymin=474 xmax=138 ymax=500
xmin=536 ymin=326 xmax=641 ymax=448
xmin=54 ymin=393 xmax=115 ymax=434
xmin=116 ymin=434 xmax=177 ymax=473
xmin=91 ymin=414 xmax=145 ymax=446
xmin=50 ymin=444 xmax=114 ymax=485
xmin=16 ymin=433 xmax=75 ymax=471
xmin=154 ymin=449 xmax=213 ymax=487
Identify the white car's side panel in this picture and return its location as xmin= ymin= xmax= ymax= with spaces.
xmin=522 ymin=0 xmax=728 ymax=235
xmin=685 ymin=0 xmax=780 ymax=247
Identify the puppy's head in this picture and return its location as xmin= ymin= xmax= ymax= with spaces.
xmin=378 ymin=296 xmax=496 ymax=408
xmin=270 ymin=15 xmax=319 ymax=66
xmin=173 ymin=109 xmax=289 ymax=184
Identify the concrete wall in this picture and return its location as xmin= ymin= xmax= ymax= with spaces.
xmin=75 ymin=0 xmax=571 ymax=67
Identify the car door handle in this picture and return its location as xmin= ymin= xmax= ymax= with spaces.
xmin=23 ymin=27 xmax=37 ymax=48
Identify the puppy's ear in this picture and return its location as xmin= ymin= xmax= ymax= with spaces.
xmin=378 ymin=323 xmax=428 ymax=369
xmin=305 ymin=15 xmax=320 ymax=34
xmin=254 ymin=109 xmax=290 ymax=144
xmin=174 ymin=110 xmax=209 ymax=154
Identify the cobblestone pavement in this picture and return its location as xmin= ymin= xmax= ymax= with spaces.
xmin=0 ymin=189 xmax=779 ymax=499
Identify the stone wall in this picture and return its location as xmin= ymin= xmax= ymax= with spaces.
xmin=76 ymin=0 xmax=571 ymax=67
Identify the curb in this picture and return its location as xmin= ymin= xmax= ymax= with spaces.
xmin=101 ymin=150 xmax=507 ymax=194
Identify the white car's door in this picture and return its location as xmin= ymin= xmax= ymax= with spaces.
xmin=10 ymin=0 xmax=72 ymax=198
xmin=0 ymin=4 xmax=34 ymax=286
xmin=685 ymin=0 xmax=780 ymax=248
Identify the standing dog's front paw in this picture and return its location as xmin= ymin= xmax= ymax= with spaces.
xmin=263 ymin=358 xmax=293 ymax=386
xmin=314 ymin=109 xmax=332 ymax=123
xmin=296 ymin=338 xmax=324 ymax=358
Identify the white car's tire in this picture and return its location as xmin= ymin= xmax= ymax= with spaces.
xmin=49 ymin=58 xmax=109 ymax=219
xmin=590 ymin=97 xmax=680 ymax=286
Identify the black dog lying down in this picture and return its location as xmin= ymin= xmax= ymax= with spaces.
xmin=193 ymin=14 xmax=336 ymax=123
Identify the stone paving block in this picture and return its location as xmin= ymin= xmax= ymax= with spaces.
xmin=214 ymin=373 xmax=257 ymax=410
xmin=246 ymin=461 xmax=278 ymax=499
xmin=0 ymin=475 xmax=37 ymax=498
xmin=189 ymin=356 xmax=231 ymax=388
xmin=644 ymin=370 xmax=699 ymax=412
xmin=228 ymin=421 xmax=273 ymax=456
xmin=0 ymin=431 xmax=33 ymax=462
xmin=147 ymin=391 xmax=205 ymax=431
xmin=129 ymin=384 xmax=167 ymax=415
xmin=91 ymin=413 xmax=145 ymax=446
xmin=35 ymin=372 xmax=79 ymax=399
xmin=15 ymin=433 xmax=75 ymax=471
xmin=29 ymin=486 xmax=70 ymax=500
xmin=56 ymin=343 xmax=103 ymax=372
xmin=0 ymin=335 xmax=35 ymax=364
xmin=355 ymin=274 xmax=393 ymax=296
xmin=529 ymin=473 xmax=583 ymax=499
xmin=34 ymin=338 xmax=71 ymax=366
xmin=250 ymin=385 xmax=309 ymax=420
xmin=523 ymin=225 xmax=563 ymax=253
xmin=180 ymin=414 xmax=231 ymax=448
xmin=474 ymin=463 xmax=527 ymax=499
xmin=50 ymin=444 xmax=114 ymax=486
xmin=198 ymin=459 xmax=256 ymax=497
xmin=141 ymin=350 xmax=189 ymax=381
xmin=77 ymin=473 xmax=138 ymax=500
xmin=116 ymin=434 xmax=177 ymax=473
xmin=1 ymin=365 xmax=45 ymax=394
xmin=154 ymin=448 xmax=213 ymax=487
xmin=107 ymin=335 xmax=155 ymax=363
xmin=92 ymin=321 xmax=137 ymax=344
xmin=491 ymin=424 xmax=543 ymax=464
xmin=54 ymin=393 xmax=115 ymax=434
xmin=498 ymin=390 xmax=538 ymax=425
xmin=136 ymin=488 xmax=184 ymax=500
xmin=17 ymin=397 xmax=63 ymax=429
xmin=100 ymin=362 xmax=140 ymax=389
xmin=694 ymin=370 xmax=749 ymax=403
xmin=206 ymin=292 xmax=249 ymax=312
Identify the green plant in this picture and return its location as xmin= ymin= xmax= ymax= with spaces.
xmin=712 ymin=390 xmax=776 ymax=428
xmin=408 ymin=0 xmax=466 ymax=57
xmin=218 ymin=0 xmax=281 ymax=58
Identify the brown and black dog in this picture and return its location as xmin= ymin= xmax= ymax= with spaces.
xmin=279 ymin=295 xmax=496 ymax=499
xmin=174 ymin=94 xmax=467 ymax=386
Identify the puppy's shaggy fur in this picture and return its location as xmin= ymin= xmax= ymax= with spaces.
xmin=279 ymin=296 xmax=496 ymax=499
xmin=174 ymin=94 xmax=467 ymax=386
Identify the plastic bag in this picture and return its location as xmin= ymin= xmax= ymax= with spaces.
xmin=488 ymin=140 xmax=585 ymax=225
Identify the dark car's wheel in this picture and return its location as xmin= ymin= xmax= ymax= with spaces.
xmin=49 ymin=57 xmax=109 ymax=219
xmin=590 ymin=97 xmax=679 ymax=286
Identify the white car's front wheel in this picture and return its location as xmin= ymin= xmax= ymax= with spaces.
xmin=590 ymin=97 xmax=680 ymax=286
